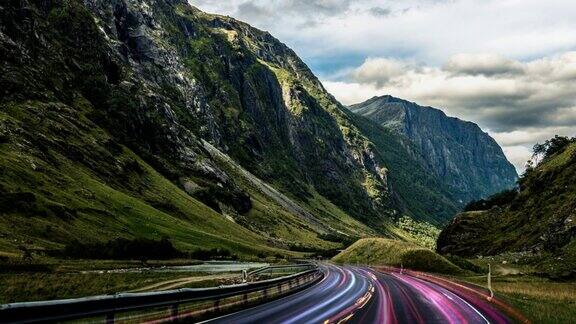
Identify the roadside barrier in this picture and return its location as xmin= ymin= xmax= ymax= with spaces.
xmin=0 ymin=266 xmax=323 ymax=323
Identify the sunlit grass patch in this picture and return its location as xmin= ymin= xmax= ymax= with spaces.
xmin=332 ymin=238 xmax=462 ymax=274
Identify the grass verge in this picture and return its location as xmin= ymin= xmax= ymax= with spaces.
xmin=461 ymin=275 xmax=576 ymax=323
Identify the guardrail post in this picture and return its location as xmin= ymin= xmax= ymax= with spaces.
xmin=170 ymin=304 xmax=179 ymax=321
xmin=243 ymin=292 xmax=248 ymax=304
xmin=105 ymin=313 xmax=114 ymax=324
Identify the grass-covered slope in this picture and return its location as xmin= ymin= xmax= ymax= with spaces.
xmin=0 ymin=0 xmax=384 ymax=258
xmin=437 ymin=140 xmax=576 ymax=278
xmin=333 ymin=238 xmax=462 ymax=274
xmin=0 ymin=0 xmax=467 ymax=260
xmin=0 ymin=101 xmax=281 ymax=257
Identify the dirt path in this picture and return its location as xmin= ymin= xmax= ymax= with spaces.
xmin=493 ymin=265 xmax=522 ymax=276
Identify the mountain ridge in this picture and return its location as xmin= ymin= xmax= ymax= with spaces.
xmin=349 ymin=95 xmax=517 ymax=203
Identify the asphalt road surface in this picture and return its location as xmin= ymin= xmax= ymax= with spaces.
xmin=204 ymin=264 xmax=526 ymax=324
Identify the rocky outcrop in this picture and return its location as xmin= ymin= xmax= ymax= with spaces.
xmin=350 ymin=95 xmax=517 ymax=203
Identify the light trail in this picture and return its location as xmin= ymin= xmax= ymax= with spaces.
xmin=203 ymin=264 xmax=528 ymax=324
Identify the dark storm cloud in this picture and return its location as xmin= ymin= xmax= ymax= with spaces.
xmin=443 ymin=54 xmax=525 ymax=77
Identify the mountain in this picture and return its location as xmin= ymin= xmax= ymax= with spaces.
xmin=0 ymin=0 xmax=467 ymax=258
xmin=437 ymin=138 xmax=576 ymax=278
xmin=349 ymin=95 xmax=518 ymax=203
xmin=347 ymin=113 xmax=459 ymax=224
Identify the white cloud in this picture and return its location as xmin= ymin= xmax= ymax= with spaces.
xmin=190 ymin=0 xmax=576 ymax=69
xmin=323 ymin=52 xmax=576 ymax=171
xmin=500 ymin=145 xmax=533 ymax=173
xmin=350 ymin=57 xmax=413 ymax=86
xmin=322 ymin=81 xmax=383 ymax=105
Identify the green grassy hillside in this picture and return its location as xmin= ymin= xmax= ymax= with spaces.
xmin=0 ymin=101 xmax=281 ymax=257
xmin=438 ymin=139 xmax=576 ymax=279
xmin=0 ymin=0 xmax=382 ymax=260
xmin=333 ymin=238 xmax=462 ymax=274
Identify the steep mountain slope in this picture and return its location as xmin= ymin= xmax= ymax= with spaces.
xmin=437 ymin=141 xmax=576 ymax=278
xmin=350 ymin=95 xmax=517 ymax=203
xmin=0 ymin=0 xmax=376 ymax=256
xmin=0 ymin=0 xmax=464 ymax=257
xmin=349 ymin=114 xmax=459 ymax=224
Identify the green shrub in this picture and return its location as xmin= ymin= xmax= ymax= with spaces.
xmin=60 ymin=237 xmax=182 ymax=260
xmin=463 ymin=189 xmax=518 ymax=212
xmin=396 ymin=215 xmax=439 ymax=249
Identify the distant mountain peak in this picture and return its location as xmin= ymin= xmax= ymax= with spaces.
xmin=350 ymin=95 xmax=517 ymax=202
xmin=352 ymin=95 xmax=451 ymax=119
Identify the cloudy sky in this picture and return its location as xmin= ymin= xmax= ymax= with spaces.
xmin=189 ymin=0 xmax=576 ymax=172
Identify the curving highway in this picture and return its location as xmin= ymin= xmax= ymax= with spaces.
xmin=204 ymin=264 xmax=527 ymax=324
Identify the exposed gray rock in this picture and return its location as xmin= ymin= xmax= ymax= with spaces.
xmin=350 ymin=95 xmax=517 ymax=202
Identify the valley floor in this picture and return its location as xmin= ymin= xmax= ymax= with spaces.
xmin=0 ymin=259 xmax=266 ymax=304
xmin=1 ymin=254 xmax=575 ymax=324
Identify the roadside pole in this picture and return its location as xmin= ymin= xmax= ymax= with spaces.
xmin=487 ymin=263 xmax=493 ymax=300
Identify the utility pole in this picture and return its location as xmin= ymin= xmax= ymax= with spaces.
xmin=487 ymin=263 xmax=493 ymax=300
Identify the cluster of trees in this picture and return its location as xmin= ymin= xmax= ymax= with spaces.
xmin=396 ymin=216 xmax=440 ymax=250
xmin=317 ymin=232 xmax=358 ymax=247
xmin=463 ymin=135 xmax=574 ymax=212
xmin=62 ymin=237 xmax=183 ymax=260
xmin=287 ymin=243 xmax=340 ymax=259
xmin=60 ymin=238 xmax=244 ymax=261
xmin=463 ymin=189 xmax=519 ymax=212
xmin=529 ymin=135 xmax=576 ymax=169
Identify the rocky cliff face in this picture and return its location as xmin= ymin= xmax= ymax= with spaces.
xmin=93 ymin=0 xmax=399 ymax=223
xmin=0 ymin=0 xmax=469 ymax=256
xmin=350 ymin=95 xmax=517 ymax=203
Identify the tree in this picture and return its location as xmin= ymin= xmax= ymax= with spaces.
xmin=532 ymin=135 xmax=574 ymax=163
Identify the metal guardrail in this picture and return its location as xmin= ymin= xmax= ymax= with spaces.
xmin=0 ymin=266 xmax=322 ymax=323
